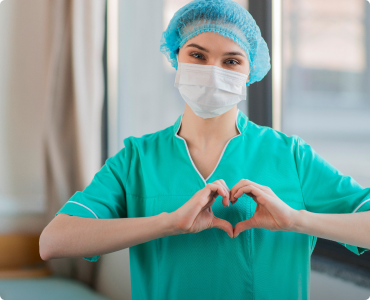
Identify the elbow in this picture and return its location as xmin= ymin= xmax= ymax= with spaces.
xmin=39 ymin=214 xmax=71 ymax=261
xmin=39 ymin=229 xmax=55 ymax=261
xmin=40 ymin=249 xmax=50 ymax=261
xmin=39 ymin=214 xmax=74 ymax=261
xmin=39 ymin=247 xmax=51 ymax=261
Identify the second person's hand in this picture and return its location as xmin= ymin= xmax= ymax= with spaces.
xmin=170 ymin=179 xmax=234 ymax=238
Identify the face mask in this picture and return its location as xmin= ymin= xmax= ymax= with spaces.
xmin=174 ymin=62 xmax=250 ymax=119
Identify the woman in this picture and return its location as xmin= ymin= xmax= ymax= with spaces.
xmin=40 ymin=0 xmax=370 ymax=299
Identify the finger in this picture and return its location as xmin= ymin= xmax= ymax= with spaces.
xmin=200 ymin=183 xmax=227 ymax=209
xmin=186 ymin=183 xmax=221 ymax=211
xmin=233 ymin=218 xmax=256 ymax=238
xmin=178 ymin=183 xmax=229 ymax=233
xmin=212 ymin=180 xmax=230 ymax=207
xmin=218 ymin=179 xmax=231 ymax=206
xmin=217 ymin=179 xmax=230 ymax=193
xmin=230 ymin=179 xmax=249 ymax=203
xmin=233 ymin=185 xmax=267 ymax=206
xmin=243 ymin=179 xmax=271 ymax=193
xmin=230 ymin=179 xmax=269 ymax=203
xmin=215 ymin=180 xmax=229 ymax=207
xmin=211 ymin=216 xmax=234 ymax=238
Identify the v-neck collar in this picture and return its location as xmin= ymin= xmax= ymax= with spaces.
xmin=172 ymin=108 xmax=248 ymax=136
xmin=172 ymin=109 xmax=249 ymax=185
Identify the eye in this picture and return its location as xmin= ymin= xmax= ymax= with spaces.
xmin=225 ymin=59 xmax=240 ymax=65
xmin=190 ymin=52 xmax=205 ymax=60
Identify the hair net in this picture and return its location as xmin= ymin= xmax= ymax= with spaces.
xmin=160 ymin=0 xmax=271 ymax=86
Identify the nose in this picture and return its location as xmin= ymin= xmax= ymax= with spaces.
xmin=205 ymin=60 xmax=224 ymax=69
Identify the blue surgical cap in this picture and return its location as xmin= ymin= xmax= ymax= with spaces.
xmin=160 ymin=0 xmax=271 ymax=86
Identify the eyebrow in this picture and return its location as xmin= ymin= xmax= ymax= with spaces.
xmin=185 ymin=43 xmax=246 ymax=58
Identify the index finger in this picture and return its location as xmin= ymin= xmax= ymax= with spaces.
xmin=198 ymin=183 xmax=228 ymax=209
xmin=212 ymin=179 xmax=230 ymax=207
xmin=230 ymin=179 xmax=264 ymax=202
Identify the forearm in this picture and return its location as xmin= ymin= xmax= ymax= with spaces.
xmin=41 ymin=212 xmax=180 ymax=260
xmin=291 ymin=210 xmax=370 ymax=249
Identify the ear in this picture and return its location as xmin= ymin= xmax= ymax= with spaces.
xmin=246 ymin=74 xmax=251 ymax=83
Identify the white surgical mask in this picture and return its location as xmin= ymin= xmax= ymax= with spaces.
xmin=174 ymin=62 xmax=249 ymax=119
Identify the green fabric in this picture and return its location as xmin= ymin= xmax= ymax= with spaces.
xmin=56 ymin=109 xmax=370 ymax=300
xmin=0 ymin=276 xmax=111 ymax=300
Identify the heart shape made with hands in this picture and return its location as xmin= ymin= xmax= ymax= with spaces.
xmin=212 ymin=178 xmax=297 ymax=238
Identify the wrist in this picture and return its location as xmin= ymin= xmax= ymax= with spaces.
xmin=290 ymin=209 xmax=309 ymax=234
xmin=160 ymin=211 xmax=184 ymax=237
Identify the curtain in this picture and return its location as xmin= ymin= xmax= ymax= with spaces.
xmin=42 ymin=0 xmax=106 ymax=287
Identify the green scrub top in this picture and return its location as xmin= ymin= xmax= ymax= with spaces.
xmin=55 ymin=109 xmax=370 ymax=300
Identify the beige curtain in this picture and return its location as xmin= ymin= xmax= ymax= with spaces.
xmin=42 ymin=0 xmax=106 ymax=287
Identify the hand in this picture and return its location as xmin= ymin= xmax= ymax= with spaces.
xmin=230 ymin=179 xmax=298 ymax=238
xmin=172 ymin=179 xmax=234 ymax=238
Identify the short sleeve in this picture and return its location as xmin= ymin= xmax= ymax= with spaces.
xmin=293 ymin=136 xmax=370 ymax=255
xmin=55 ymin=137 xmax=133 ymax=262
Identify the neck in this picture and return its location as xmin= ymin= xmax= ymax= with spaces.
xmin=177 ymin=104 xmax=239 ymax=150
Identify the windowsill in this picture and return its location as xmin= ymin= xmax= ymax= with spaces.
xmin=311 ymin=254 xmax=370 ymax=289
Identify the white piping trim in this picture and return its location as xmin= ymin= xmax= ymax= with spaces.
xmin=344 ymin=198 xmax=370 ymax=248
xmin=204 ymin=109 xmax=241 ymax=181
xmin=352 ymin=198 xmax=370 ymax=213
xmin=175 ymin=133 xmax=207 ymax=185
xmin=174 ymin=109 xmax=241 ymax=186
xmin=68 ymin=201 xmax=99 ymax=219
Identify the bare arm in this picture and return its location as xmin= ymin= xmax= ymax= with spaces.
xmin=292 ymin=209 xmax=370 ymax=249
xmin=39 ymin=180 xmax=233 ymax=261
xmin=39 ymin=212 xmax=180 ymax=261
xmin=228 ymin=179 xmax=370 ymax=251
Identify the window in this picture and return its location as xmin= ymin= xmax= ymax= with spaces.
xmin=281 ymin=0 xmax=370 ymax=268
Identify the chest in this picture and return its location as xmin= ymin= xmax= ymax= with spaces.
xmin=125 ymin=136 xmax=306 ymax=219
xmin=187 ymin=143 xmax=226 ymax=181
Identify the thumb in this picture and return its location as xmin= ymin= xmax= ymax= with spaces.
xmin=233 ymin=218 xmax=255 ymax=238
xmin=211 ymin=216 xmax=234 ymax=238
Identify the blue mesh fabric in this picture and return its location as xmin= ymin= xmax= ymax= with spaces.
xmin=160 ymin=0 xmax=271 ymax=86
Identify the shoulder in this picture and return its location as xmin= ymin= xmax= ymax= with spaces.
xmin=246 ymin=120 xmax=301 ymax=146
xmin=122 ymin=124 xmax=174 ymax=154
xmin=105 ymin=124 xmax=174 ymax=172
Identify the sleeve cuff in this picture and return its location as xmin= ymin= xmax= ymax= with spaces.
xmin=83 ymin=255 xmax=100 ymax=262
xmin=352 ymin=198 xmax=370 ymax=213
xmin=55 ymin=201 xmax=99 ymax=219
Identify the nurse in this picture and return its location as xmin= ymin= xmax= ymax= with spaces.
xmin=40 ymin=0 xmax=370 ymax=299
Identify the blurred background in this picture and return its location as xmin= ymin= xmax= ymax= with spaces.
xmin=0 ymin=0 xmax=369 ymax=299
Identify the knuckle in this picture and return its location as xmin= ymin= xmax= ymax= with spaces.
xmin=262 ymin=185 xmax=270 ymax=191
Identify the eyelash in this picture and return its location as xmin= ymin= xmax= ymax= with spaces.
xmin=190 ymin=52 xmax=240 ymax=65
